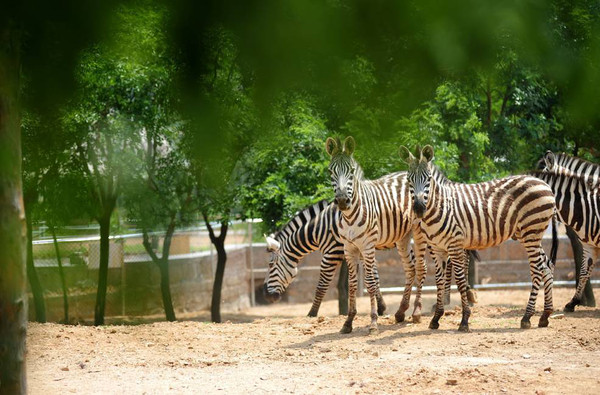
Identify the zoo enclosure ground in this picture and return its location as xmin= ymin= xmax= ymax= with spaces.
xmin=28 ymin=288 xmax=600 ymax=394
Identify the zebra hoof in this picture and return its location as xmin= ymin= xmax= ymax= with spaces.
xmin=429 ymin=320 xmax=440 ymax=330
xmin=377 ymin=305 xmax=387 ymax=316
xmin=369 ymin=327 xmax=379 ymax=336
xmin=458 ymin=324 xmax=470 ymax=332
xmin=538 ymin=318 xmax=549 ymax=328
xmin=340 ymin=325 xmax=353 ymax=334
xmin=520 ymin=320 xmax=532 ymax=330
xmin=412 ymin=315 xmax=422 ymax=324
xmin=395 ymin=312 xmax=405 ymax=323
xmin=564 ymin=303 xmax=576 ymax=313
xmin=307 ymin=310 xmax=318 ymax=318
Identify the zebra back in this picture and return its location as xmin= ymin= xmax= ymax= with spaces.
xmin=539 ymin=151 xmax=600 ymax=187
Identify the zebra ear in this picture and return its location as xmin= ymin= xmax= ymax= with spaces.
xmin=421 ymin=145 xmax=434 ymax=163
xmin=265 ymin=235 xmax=280 ymax=251
xmin=325 ymin=137 xmax=340 ymax=157
xmin=544 ymin=150 xmax=556 ymax=170
xmin=399 ymin=145 xmax=416 ymax=164
xmin=342 ymin=136 xmax=356 ymax=156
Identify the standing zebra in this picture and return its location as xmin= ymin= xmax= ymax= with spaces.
xmin=325 ymin=136 xmax=428 ymax=334
xmin=400 ymin=145 xmax=557 ymax=331
xmin=263 ymin=199 xmax=390 ymax=317
xmin=535 ymin=151 xmax=600 ymax=312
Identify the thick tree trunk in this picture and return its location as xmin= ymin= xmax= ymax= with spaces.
xmin=0 ymin=23 xmax=27 ymax=394
xmin=26 ymin=211 xmax=46 ymax=322
xmin=566 ymin=226 xmax=596 ymax=307
xmin=50 ymin=225 xmax=69 ymax=323
xmin=94 ymin=214 xmax=111 ymax=325
xmin=337 ymin=259 xmax=349 ymax=315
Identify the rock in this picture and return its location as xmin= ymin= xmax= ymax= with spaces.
xmin=61 ymin=367 xmax=69 ymax=371
xmin=522 ymin=354 xmax=531 ymax=359
xmin=544 ymin=367 xmax=552 ymax=372
xmin=446 ymin=379 xmax=458 ymax=386
xmin=551 ymin=313 xmax=565 ymax=320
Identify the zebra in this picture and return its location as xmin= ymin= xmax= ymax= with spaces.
xmin=400 ymin=144 xmax=557 ymax=331
xmin=535 ymin=151 xmax=600 ymax=312
xmin=262 ymin=199 xmax=389 ymax=317
xmin=325 ymin=136 xmax=428 ymax=334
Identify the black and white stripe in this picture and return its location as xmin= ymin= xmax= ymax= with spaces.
xmin=263 ymin=200 xmax=386 ymax=317
xmin=535 ymin=151 xmax=600 ymax=312
xmin=326 ymin=136 xmax=427 ymax=334
xmin=401 ymin=145 xmax=557 ymax=331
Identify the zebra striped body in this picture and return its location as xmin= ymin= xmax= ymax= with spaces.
xmin=326 ymin=137 xmax=426 ymax=334
xmin=535 ymin=151 xmax=600 ymax=311
xmin=401 ymin=145 xmax=556 ymax=331
xmin=263 ymin=200 xmax=390 ymax=316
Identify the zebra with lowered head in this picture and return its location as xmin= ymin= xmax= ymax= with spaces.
xmin=263 ymin=199 xmax=387 ymax=317
xmin=325 ymin=136 xmax=429 ymax=334
xmin=535 ymin=151 xmax=600 ymax=312
xmin=400 ymin=145 xmax=557 ymax=331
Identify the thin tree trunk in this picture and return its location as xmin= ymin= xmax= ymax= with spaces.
xmin=211 ymin=240 xmax=227 ymax=323
xmin=94 ymin=213 xmax=111 ymax=325
xmin=337 ymin=259 xmax=349 ymax=315
xmin=566 ymin=226 xmax=596 ymax=307
xmin=0 ymin=22 xmax=27 ymax=394
xmin=26 ymin=210 xmax=46 ymax=323
xmin=50 ymin=224 xmax=69 ymax=323
xmin=142 ymin=227 xmax=177 ymax=322
xmin=203 ymin=213 xmax=228 ymax=323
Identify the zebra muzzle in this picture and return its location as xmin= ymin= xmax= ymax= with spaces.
xmin=263 ymin=283 xmax=282 ymax=303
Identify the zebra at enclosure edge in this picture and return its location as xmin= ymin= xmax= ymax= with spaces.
xmin=400 ymin=144 xmax=557 ymax=331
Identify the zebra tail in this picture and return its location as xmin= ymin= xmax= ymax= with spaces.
xmin=549 ymin=214 xmax=559 ymax=270
xmin=467 ymin=249 xmax=481 ymax=262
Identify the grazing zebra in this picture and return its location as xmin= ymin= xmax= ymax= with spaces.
xmin=263 ymin=199 xmax=388 ymax=317
xmin=535 ymin=151 xmax=600 ymax=312
xmin=325 ymin=136 xmax=428 ymax=334
xmin=400 ymin=145 xmax=557 ymax=331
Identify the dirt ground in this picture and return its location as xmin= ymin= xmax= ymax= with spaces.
xmin=28 ymin=288 xmax=600 ymax=394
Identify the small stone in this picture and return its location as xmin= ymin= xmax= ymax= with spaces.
xmin=61 ymin=367 xmax=69 ymax=371
xmin=522 ymin=354 xmax=531 ymax=359
xmin=544 ymin=367 xmax=552 ymax=372
xmin=551 ymin=313 xmax=565 ymax=320
xmin=446 ymin=379 xmax=458 ymax=386
xmin=317 ymin=316 xmax=325 ymax=323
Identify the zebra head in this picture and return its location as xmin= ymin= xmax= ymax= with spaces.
xmin=400 ymin=144 xmax=435 ymax=219
xmin=325 ymin=136 xmax=357 ymax=211
xmin=262 ymin=234 xmax=298 ymax=303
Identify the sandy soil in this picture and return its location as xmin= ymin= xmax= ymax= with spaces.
xmin=28 ymin=288 xmax=600 ymax=394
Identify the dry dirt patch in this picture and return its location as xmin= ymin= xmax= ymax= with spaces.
xmin=28 ymin=288 xmax=600 ymax=394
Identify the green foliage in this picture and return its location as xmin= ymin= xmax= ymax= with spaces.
xmin=240 ymin=94 xmax=331 ymax=232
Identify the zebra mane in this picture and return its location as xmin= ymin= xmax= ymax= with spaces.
xmin=273 ymin=199 xmax=331 ymax=240
xmin=430 ymin=165 xmax=453 ymax=186
xmin=530 ymin=169 xmax=595 ymax=188
xmin=553 ymin=152 xmax=599 ymax=173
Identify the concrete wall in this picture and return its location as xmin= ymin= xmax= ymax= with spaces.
xmin=29 ymin=247 xmax=251 ymax=323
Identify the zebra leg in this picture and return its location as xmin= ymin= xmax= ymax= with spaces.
xmin=538 ymin=250 xmax=554 ymax=327
xmin=363 ymin=249 xmax=380 ymax=335
xmin=429 ymin=249 xmax=447 ymax=330
xmin=411 ymin=238 xmax=428 ymax=323
xmin=394 ymin=237 xmax=415 ymax=323
xmin=520 ymin=239 xmax=547 ymax=329
xmin=443 ymin=257 xmax=452 ymax=305
xmin=308 ymin=257 xmax=340 ymax=317
xmin=340 ymin=254 xmax=358 ymax=334
xmin=565 ymin=246 xmax=598 ymax=312
xmin=450 ymin=250 xmax=471 ymax=332
xmin=372 ymin=262 xmax=387 ymax=316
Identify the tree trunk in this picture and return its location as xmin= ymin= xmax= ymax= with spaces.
xmin=26 ymin=211 xmax=46 ymax=323
xmin=142 ymin=227 xmax=177 ymax=322
xmin=50 ymin=225 xmax=69 ymax=323
xmin=94 ymin=214 xmax=111 ymax=325
xmin=157 ymin=260 xmax=176 ymax=321
xmin=566 ymin=226 xmax=596 ymax=307
xmin=337 ymin=259 xmax=349 ymax=315
xmin=0 ymin=22 xmax=27 ymax=394
xmin=211 ymin=239 xmax=227 ymax=323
